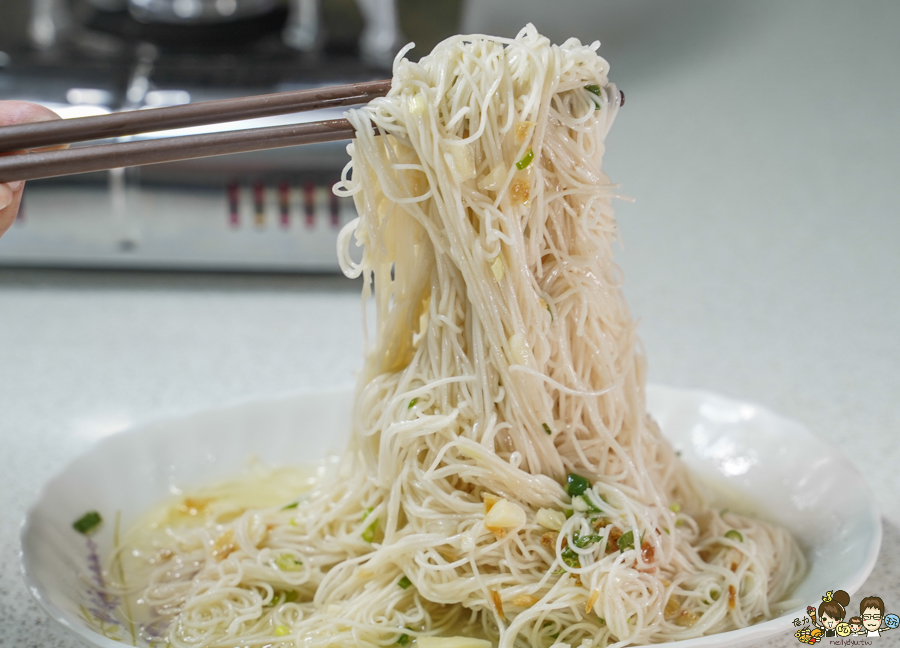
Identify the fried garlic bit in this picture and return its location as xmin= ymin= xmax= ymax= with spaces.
xmin=512 ymin=594 xmax=540 ymax=608
xmin=484 ymin=497 xmax=526 ymax=538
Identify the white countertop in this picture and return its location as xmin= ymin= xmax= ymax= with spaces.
xmin=1 ymin=1 xmax=898 ymax=646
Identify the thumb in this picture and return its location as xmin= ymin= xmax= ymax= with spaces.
xmin=0 ymin=101 xmax=63 ymax=237
xmin=0 ymin=181 xmax=25 ymax=237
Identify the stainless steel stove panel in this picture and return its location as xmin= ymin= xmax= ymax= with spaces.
xmin=1 ymin=177 xmax=357 ymax=271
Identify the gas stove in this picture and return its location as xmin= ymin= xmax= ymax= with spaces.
xmin=0 ymin=0 xmax=435 ymax=271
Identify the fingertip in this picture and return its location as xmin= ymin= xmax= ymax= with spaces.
xmin=0 ymin=182 xmax=24 ymax=236
xmin=0 ymin=183 xmax=13 ymax=210
xmin=0 ymin=100 xmax=63 ymax=127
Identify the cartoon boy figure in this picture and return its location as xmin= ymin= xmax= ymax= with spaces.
xmin=860 ymin=595 xmax=895 ymax=637
xmin=848 ymin=616 xmax=865 ymax=635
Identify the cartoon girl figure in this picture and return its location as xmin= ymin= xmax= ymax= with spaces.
xmin=812 ymin=590 xmax=850 ymax=638
xmin=848 ymin=616 xmax=865 ymax=636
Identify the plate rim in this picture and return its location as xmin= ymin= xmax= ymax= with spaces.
xmin=645 ymin=384 xmax=883 ymax=647
xmin=20 ymin=384 xmax=883 ymax=648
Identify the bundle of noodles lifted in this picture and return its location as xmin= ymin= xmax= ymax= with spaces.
xmin=128 ymin=25 xmax=805 ymax=648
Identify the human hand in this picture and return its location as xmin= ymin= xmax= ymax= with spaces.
xmin=1 ymin=101 xmax=64 ymax=237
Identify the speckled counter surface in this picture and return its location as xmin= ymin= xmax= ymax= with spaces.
xmin=1 ymin=1 xmax=899 ymax=647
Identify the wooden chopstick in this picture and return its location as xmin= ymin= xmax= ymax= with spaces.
xmin=0 ymin=119 xmax=357 ymax=183
xmin=0 ymin=79 xmax=391 ymax=153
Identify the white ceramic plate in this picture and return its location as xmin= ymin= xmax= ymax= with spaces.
xmin=21 ymin=385 xmax=881 ymax=648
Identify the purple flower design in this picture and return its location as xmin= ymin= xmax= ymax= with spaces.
xmin=75 ymin=511 xmax=172 ymax=646
xmin=79 ymin=534 xmax=127 ymax=640
xmin=85 ymin=535 xmax=121 ymax=621
xmin=140 ymin=617 xmax=172 ymax=646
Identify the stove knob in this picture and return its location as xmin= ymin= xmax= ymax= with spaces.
xmin=279 ymin=180 xmax=291 ymax=229
xmin=253 ymin=181 xmax=266 ymax=227
xmin=227 ymin=181 xmax=240 ymax=228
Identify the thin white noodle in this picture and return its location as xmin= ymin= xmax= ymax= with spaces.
xmin=508 ymin=364 xmax=617 ymax=397
xmin=109 ymin=25 xmax=805 ymax=648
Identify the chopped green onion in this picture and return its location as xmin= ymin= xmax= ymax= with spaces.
xmin=542 ymin=423 xmax=552 ymax=435
xmin=73 ymin=511 xmax=102 ymax=535
xmin=274 ymin=554 xmax=303 ymax=572
xmin=617 ymin=530 xmax=635 ymax=552
xmin=362 ymin=508 xmax=378 ymax=542
xmin=398 ymin=575 xmax=412 ymax=589
xmin=566 ymin=473 xmax=591 ymax=497
xmin=598 ymin=618 xmax=606 ymax=626
xmin=669 ymin=502 xmax=681 ymax=513
xmin=563 ymin=508 xmax=574 ymax=519
xmin=397 ymin=633 xmax=410 ymax=646
xmin=515 ymin=148 xmax=534 ymax=170
xmin=709 ymin=590 xmax=720 ymax=601
xmin=584 ymin=84 xmax=603 ymax=110
xmin=266 ymin=590 xmax=298 ymax=607
xmin=281 ymin=501 xmax=299 ymax=510
xmin=581 ymin=494 xmax=603 ymax=513
xmin=725 ymin=529 xmax=743 ymax=542
xmin=675 ymin=519 xmax=685 ymax=527
xmin=274 ymin=625 xmax=290 ymax=637
xmin=561 ymin=546 xmax=581 ymax=568
xmin=572 ymin=533 xmax=602 ymax=548
xmin=408 ymin=398 xmax=418 ymax=409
